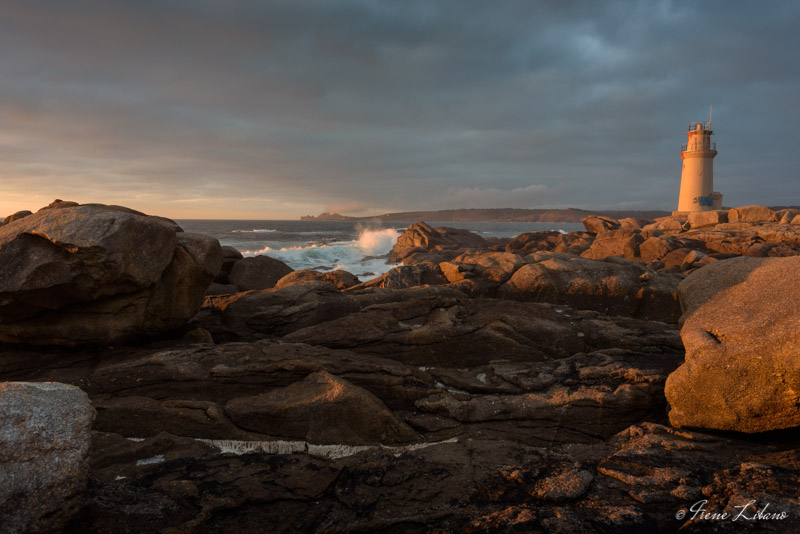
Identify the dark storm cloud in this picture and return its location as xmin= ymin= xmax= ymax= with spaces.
xmin=1 ymin=0 xmax=799 ymax=217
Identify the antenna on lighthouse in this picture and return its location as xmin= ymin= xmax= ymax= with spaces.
xmin=709 ymin=104 xmax=712 ymax=125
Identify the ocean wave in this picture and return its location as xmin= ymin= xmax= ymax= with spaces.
xmin=232 ymin=228 xmax=277 ymax=233
xmin=238 ymin=227 xmax=401 ymax=278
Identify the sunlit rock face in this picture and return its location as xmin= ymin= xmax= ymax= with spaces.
xmin=0 ymin=381 xmax=94 ymax=534
xmin=0 ymin=202 xmax=221 ymax=346
xmin=666 ymin=256 xmax=800 ymax=432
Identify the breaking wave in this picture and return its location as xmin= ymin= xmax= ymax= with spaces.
xmin=240 ymin=227 xmax=402 ymax=278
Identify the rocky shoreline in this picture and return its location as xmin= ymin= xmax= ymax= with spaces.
xmin=2 ymin=201 xmax=800 ymax=533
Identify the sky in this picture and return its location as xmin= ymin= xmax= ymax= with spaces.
xmin=1 ymin=0 xmax=799 ymax=219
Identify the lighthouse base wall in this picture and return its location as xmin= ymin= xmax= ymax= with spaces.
xmin=678 ymin=155 xmax=715 ymax=212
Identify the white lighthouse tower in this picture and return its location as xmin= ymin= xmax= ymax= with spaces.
xmin=677 ymin=116 xmax=722 ymax=212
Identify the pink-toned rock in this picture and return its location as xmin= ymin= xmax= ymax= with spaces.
xmin=638 ymin=236 xmax=682 ymax=263
xmin=390 ymin=222 xmax=486 ymax=262
xmin=666 ymin=256 xmax=800 ymax=432
xmin=687 ymin=210 xmax=728 ymax=229
xmin=728 ymin=205 xmax=775 ymax=223
xmin=580 ymin=229 xmax=644 ymax=260
xmin=618 ymin=218 xmax=652 ymax=231
xmin=581 ymin=215 xmax=620 ymax=234
xmin=4 ymin=210 xmax=33 ymax=225
xmin=505 ymin=231 xmax=593 ymax=256
xmin=497 ymin=252 xmax=682 ymax=323
xmin=775 ymin=209 xmax=800 ymax=224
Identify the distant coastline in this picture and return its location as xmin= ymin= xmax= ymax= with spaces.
xmin=300 ymin=207 xmax=672 ymax=223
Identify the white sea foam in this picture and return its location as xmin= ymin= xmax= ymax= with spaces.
xmin=239 ymin=227 xmax=402 ymax=279
xmin=232 ymin=228 xmax=277 ymax=233
xmin=357 ymin=228 xmax=398 ymax=255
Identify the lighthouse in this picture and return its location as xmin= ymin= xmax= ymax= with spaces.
xmin=677 ymin=120 xmax=723 ymax=212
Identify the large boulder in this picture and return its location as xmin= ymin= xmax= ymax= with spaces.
xmin=497 ymin=252 xmax=683 ymax=323
xmin=728 ymin=205 xmax=775 ymax=223
xmin=580 ymin=229 xmax=644 ymax=260
xmin=389 ymin=222 xmax=486 ymax=262
xmin=581 ymin=215 xmax=620 ymax=234
xmin=0 ymin=204 xmax=221 ymax=345
xmin=228 ymin=255 xmax=294 ymax=291
xmin=0 ymin=382 xmax=94 ymax=534
xmin=638 ymin=236 xmax=682 ymax=263
xmin=687 ymin=210 xmax=728 ymax=229
xmin=666 ymin=256 xmax=800 ymax=432
xmin=225 ymin=370 xmax=418 ymax=445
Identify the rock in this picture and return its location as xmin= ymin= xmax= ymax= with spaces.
xmin=505 ymin=231 xmax=593 ymax=256
xmin=181 ymin=327 xmax=214 ymax=344
xmin=439 ymin=261 xmax=477 ymax=283
xmin=214 ymin=245 xmax=244 ymax=284
xmin=206 ymin=282 xmax=240 ymax=295
xmin=54 ymin=420 xmax=800 ymax=534
xmin=228 ymin=255 xmax=294 ymax=291
xmin=350 ymin=264 xmax=446 ymax=290
xmin=687 ymin=210 xmax=728 ymax=229
xmin=580 ymin=229 xmax=644 ymax=260
xmin=666 ymin=256 xmax=800 ymax=432
xmin=0 ymin=204 xmax=222 ymax=346
xmin=679 ymin=250 xmax=707 ymax=271
xmin=728 ymin=205 xmax=776 ymax=223
xmin=225 ymin=370 xmax=418 ymax=445
xmin=643 ymin=218 xmax=685 ymax=235
xmin=497 ymin=252 xmax=682 ymax=323
xmin=0 ymin=382 xmax=94 ymax=534
xmin=449 ymin=251 xmax=528 ymax=283
xmin=192 ymin=284 xmax=682 ymax=365
xmin=618 ymin=218 xmax=652 ymax=231
xmin=581 ymin=215 xmax=621 ymax=234
xmin=792 ymin=214 xmax=800 ymax=225
xmin=38 ymin=198 xmax=80 ymax=211
xmin=3 ymin=210 xmax=32 ymax=225
xmin=275 ymin=269 xmax=360 ymax=290
xmin=638 ymin=236 xmax=682 ymax=263
xmin=775 ymin=209 xmax=799 ymax=224
xmin=390 ymin=222 xmax=486 ymax=262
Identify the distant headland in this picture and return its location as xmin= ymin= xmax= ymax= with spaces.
xmin=300 ymin=207 xmax=671 ymax=222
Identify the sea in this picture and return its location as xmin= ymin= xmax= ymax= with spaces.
xmin=176 ymin=220 xmax=586 ymax=280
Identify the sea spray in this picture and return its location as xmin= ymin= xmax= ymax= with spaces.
xmin=239 ymin=226 xmax=403 ymax=278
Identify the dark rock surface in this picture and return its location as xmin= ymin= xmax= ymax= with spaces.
xmin=228 ymin=255 xmax=294 ymax=291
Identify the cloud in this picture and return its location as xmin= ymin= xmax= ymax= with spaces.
xmin=445 ymin=184 xmax=554 ymax=209
xmin=1 ymin=0 xmax=800 ymax=218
